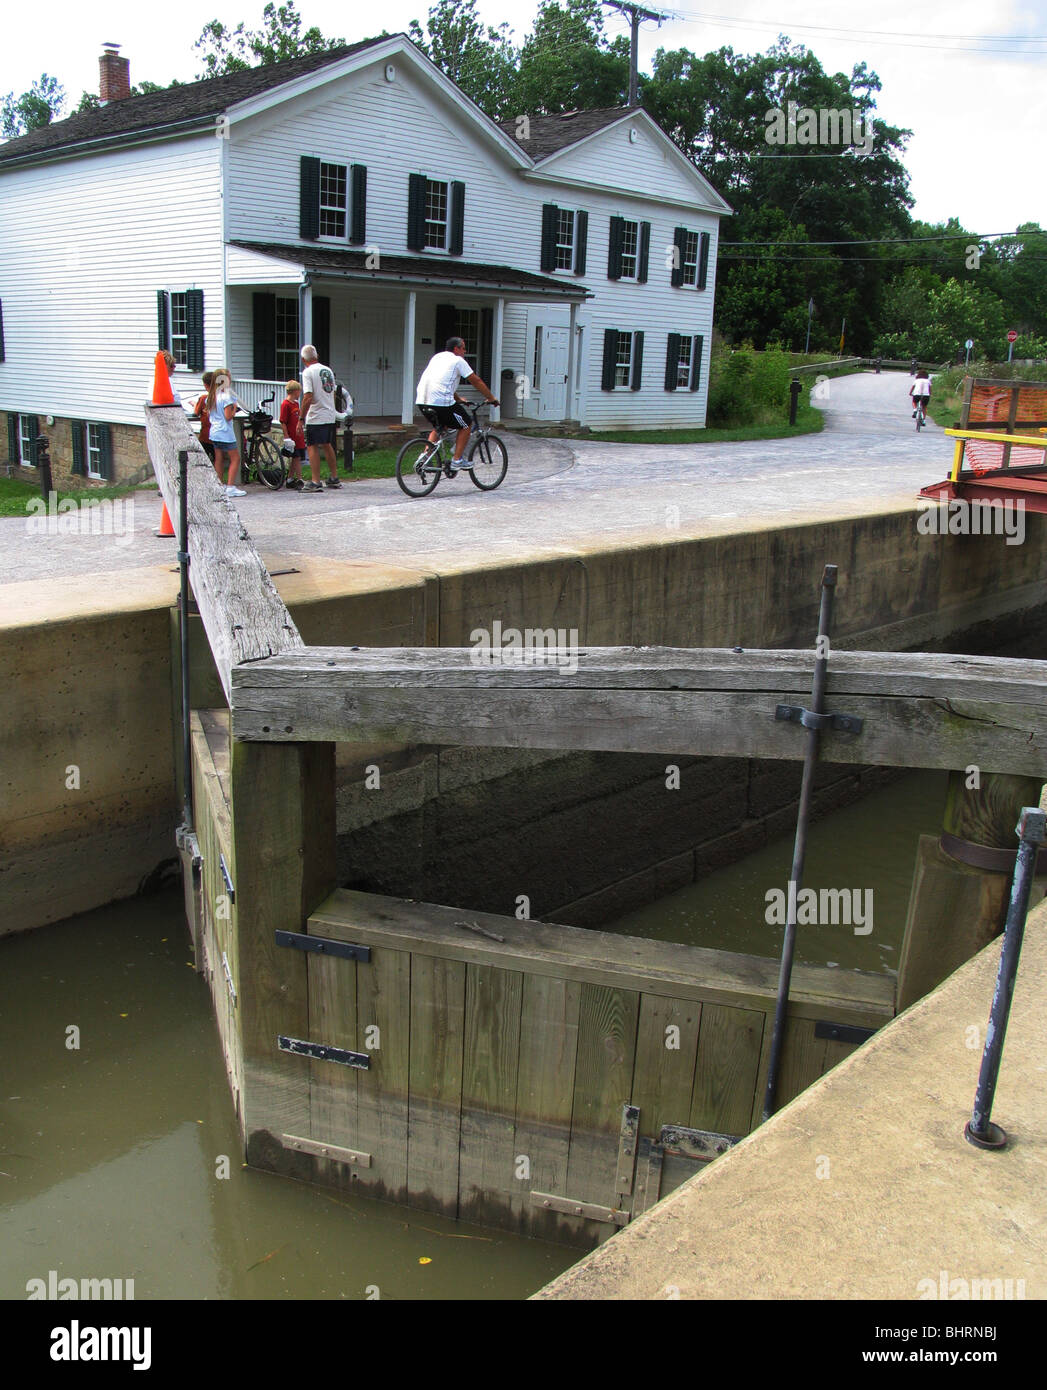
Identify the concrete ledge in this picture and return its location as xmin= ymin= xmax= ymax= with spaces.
xmin=536 ymin=897 xmax=1047 ymax=1300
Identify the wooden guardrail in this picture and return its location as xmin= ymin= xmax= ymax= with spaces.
xmin=230 ymin=646 xmax=1047 ymax=778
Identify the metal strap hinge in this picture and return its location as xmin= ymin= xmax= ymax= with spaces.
xmin=530 ymin=1192 xmax=630 ymax=1227
xmin=275 ymin=930 xmax=371 ymax=963
xmin=658 ymin=1124 xmax=740 ymax=1161
xmin=775 ymin=703 xmax=863 ymax=734
xmin=218 ymin=852 xmax=235 ymax=902
xmin=220 ymin=951 xmax=237 ymax=1007
xmin=814 ymin=1020 xmax=875 ymax=1045
xmin=277 ymin=1035 xmax=371 ymax=1069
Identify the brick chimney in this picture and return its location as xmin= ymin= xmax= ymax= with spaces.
xmin=99 ymin=43 xmax=130 ymax=103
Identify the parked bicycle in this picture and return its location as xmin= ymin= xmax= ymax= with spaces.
xmin=239 ymin=393 xmax=287 ymax=489
xmin=395 ymin=402 xmax=507 ymax=498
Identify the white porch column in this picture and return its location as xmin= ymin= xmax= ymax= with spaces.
xmin=491 ymin=297 xmax=504 ymax=423
xmin=401 ymin=290 xmax=417 ymax=425
xmin=299 ymin=277 xmax=313 ymax=353
xmin=567 ymin=300 xmax=579 ymax=424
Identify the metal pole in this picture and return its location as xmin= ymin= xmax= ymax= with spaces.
xmin=629 ymin=9 xmax=639 ymax=105
xmin=762 ymin=564 xmax=837 ymax=1121
xmin=964 ymin=806 xmax=1046 ymax=1150
xmin=178 ymin=448 xmax=194 ymax=833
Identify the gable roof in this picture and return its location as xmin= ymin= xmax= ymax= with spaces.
xmin=497 ymin=108 xmax=634 ymax=161
xmin=0 ymin=35 xmax=390 ymax=166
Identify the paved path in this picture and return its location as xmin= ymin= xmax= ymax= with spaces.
xmin=0 ymin=371 xmax=944 ymax=586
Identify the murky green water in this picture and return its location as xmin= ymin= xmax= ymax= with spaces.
xmin=0 ymin=892 xmax=575 ymax=1301
xmin=610 ymin=771 xmax=948 ymax=973
xmin=0 ymin=772 xmax=947 ymax=1300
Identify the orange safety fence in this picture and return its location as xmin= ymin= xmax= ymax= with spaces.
xmin=963 ymin=437 xmax=1046 ymax=476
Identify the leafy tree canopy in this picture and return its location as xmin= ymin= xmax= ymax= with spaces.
xmin=1 ymin=74 xmax=65 ymax=137
xmin=410 ymin=0 xmax=518 ymax=120
xmin=195 ymin=1 xmax=345 ymax=78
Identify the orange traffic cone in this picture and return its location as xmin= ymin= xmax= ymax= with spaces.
xmin=151 ymin=351 xmax=174 ymax=406
xmin=156 ymin=501 xmax=175 ymax=538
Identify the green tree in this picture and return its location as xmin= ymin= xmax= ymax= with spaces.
xmin=1 ymin=73 xmax=65 ymax=137
xmin=195 ymin=1 xmax=345 ymax=78
xmin=409 ymin=0 xmax=519 ymax=119
xmin=981 ymin=223 xmax=1047 ymax=339
xmin=515 ymin=0 xmax=629 ymax=113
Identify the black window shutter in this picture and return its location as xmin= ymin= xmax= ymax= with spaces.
xmin=435 ymin=303 xmax=457 ymax=351
xmin=664 ymin=334 xmax=681 ymax=391
xmin=671 ymin=228 xmax=687 ymax=288
xmin=186 ymin=289 xmax=204 ymax=372
xmin=97 ymin=423 xmax=113 ymax=481
xmin=690 ymin=334 xmax=704 ymax=392
xmin=350 ymin=164 xmax=367 ymax=244
xmin=607 ymin=217 xmax=624 ymax=280
xmin=407 ymin=174 xmax=427 ymax=252
xmin=300 ymin=157 xmax=320 ymax=240
xmin=313 ymin=296 xmax=331 ymax=367
xmin=540 ymin=204 xmax=559 ymax=273
xmin=71 ymin=422 xmax=85 ymax=475
xmin=631 ymin=331 xmax=644 ymax=391
xmin=449 ymin=181 xmax=465 ymax=256
xmin=601 ymin=329 xmax=618 ymax=391
xmin=0 ymin=300 xmax=5 ymax=362
xmin=574 ymin=211 xmax=588 ymax=276
xmin=252 ymin=292 xmax=277 ymax=380
xmin=157 ymin=290 xmax=170 ymax=350
xmin=7 ymin=412 xmax=18 ymax=462
xmin=479 ymin=306 xmax=494 ymax=386
xmin=637 ymin=222 xmax=651 ymax=284
xmin=698 ymin=232 xmax=710 ymax=290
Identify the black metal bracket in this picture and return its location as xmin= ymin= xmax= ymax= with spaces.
xmin=277 ymin=1035 xmax=370 ymax=1069
xmin=814 ymin=1020 xmax=875 ymax=1045
xmin=776 ymin=704 xmax=864 ymax=735
xmin=218 ymin=852 xmax=235 ymax=903
xmin=275 ymin=930 xmax=371 ymax=963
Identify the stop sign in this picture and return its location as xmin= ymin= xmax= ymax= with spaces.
xmin=1007 ymin=330 xmax=1019 ymax=343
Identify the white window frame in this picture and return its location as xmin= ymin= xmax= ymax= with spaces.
xmin=86 ymin=422 xmax=105 ymax=479
xmin=18 ymin=413 xmax=35 ymax=467
xmin=275 ymin=297 xmax=300 ymax=381
xmin=681 ymin=231 xmax=700 ymax=288
xmin=169 ymin=292 xmax=189 ymax=366
xmin=619 ymin=220 xmax=639 ymax=281
xmin=424 ymin=178 xmax=449 ymax=251
xmin=614 ymin=331 xmax=634 ymax=388
xmin=319 ymin=162 xmax=348 ymax=240
xmin=554 ymin=209 xmax=575 ymax=271
xmin=533 ymin=326 xmax=543 ymax=393
xmin=456 ymin=308 xmax=480 ymax=361
xmin=676 ymin=335 xmax=694 ymax=387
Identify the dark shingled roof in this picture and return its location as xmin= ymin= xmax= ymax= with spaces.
xmin=0 ymin=36 xmax=391 ymax=165
xmin=497 ymin=108 xmax=635 ymax=161
xmin=231 ymin=241 xmax=590 ymax=297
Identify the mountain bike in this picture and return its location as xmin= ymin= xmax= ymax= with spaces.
xmin=395 ymin=402 xmax=507 ymax=498
xmin=239 ymin=393 xmax=287 ymax=489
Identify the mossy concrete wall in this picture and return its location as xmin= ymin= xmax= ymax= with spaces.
xmin=2 ymin=503 xmax=1046 ymax=936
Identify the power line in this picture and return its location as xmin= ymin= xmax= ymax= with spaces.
xmin=721 ymin=231 xmax=1046 ymax=247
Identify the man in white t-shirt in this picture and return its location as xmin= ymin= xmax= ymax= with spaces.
xmin=415 ymin=337 xmax=498 ymax=473
xmin=299 ymin=344 xmax=341 ymax=491
xmin=909 ymin=370 xmax=932 ymax=420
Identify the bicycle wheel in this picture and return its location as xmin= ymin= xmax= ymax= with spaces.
xmin=254 ymin=436 xmax=287 ymax=489
xmin=396 ymin=438 xmax=442 ymax=498
xmin=467 ymin=433 xmax=508 ymax=491
xmin=916 ymin=407 xmax=924 ymax=431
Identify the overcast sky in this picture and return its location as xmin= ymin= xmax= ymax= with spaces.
xmin=3 ymin=0 xmax=1045 ymax=234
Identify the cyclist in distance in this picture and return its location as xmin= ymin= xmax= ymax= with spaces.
xmin=415 ymin=337 xmax=498 ymax=475
xmin=910 ymin=369 xmax=932 ymax=421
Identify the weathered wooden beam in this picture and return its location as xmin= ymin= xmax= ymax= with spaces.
xmin=230 ymin=646 xmax=1047 ymax=776
xmin=144 ymin=404 xmax=303 ymax=704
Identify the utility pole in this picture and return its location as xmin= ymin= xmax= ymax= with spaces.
xmin=602 ymin=2 xmax=670 ymax=107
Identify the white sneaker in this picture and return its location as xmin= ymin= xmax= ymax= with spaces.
xmin=226 ymin=485 xmax=246 ymax=498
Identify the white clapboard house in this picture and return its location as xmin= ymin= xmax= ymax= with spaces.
xmin=0 ymin=35 xmax=730 ymax=484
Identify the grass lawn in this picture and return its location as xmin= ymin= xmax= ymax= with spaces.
xmin=339 ymin=445 xmax=402 ymax=480
xmin=566 ymin=402 xmax=825 ymax=446
xmin=0 ymin=475 xmax=139 ymax=518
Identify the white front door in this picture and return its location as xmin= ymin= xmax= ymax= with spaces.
xmin=349 ymin=305 xmax=402 ymax=416
xmin=538 ymin=326 xmax=570 ymax=419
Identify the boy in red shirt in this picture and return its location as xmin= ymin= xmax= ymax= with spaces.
xmin=280 ymin=380 xmax=307 ymax=491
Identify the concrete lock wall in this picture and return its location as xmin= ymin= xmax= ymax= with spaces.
xmin=2 ymin=503 xmax=1047 ymax=937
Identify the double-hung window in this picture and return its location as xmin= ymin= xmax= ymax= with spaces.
xmin=156 ymin=289 xmax=204 ymax=371
xmin=671 ymin=227 xmax=711 ymax=290
xmin=170 ymin=292 xmax=189 ymax=366
xmin=18 ymin=413 xmax=35 ymax=467
xmin=275 ymin=298 xmax=300 ymax=381
xmin=319 ymin=162 xmax=347 ymax=239
xmin=70 ymin=419 xmax=113 ymax=480
xmin=664 ymin=332 xmax=705 ymax=392
xmin=540 ymin=204 xmax=588 ymax=275
xmin=424 ymin=179 xmax=448 ymax=249
xmin=607 ymin=216 xmax=650 ymax=282
xmin=619 ymin=221 xmax=639 ymax=280
xmin=601 ymin=329 xmax=644 ymax=391
xmin=407 ymin=175 xmax=465 ymax=255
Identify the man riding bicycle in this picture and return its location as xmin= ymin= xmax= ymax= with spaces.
xmin=910 ymin=369 xmax=931 ymax=420
xmin=415 ymin=337 xmax=498 ymax=475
